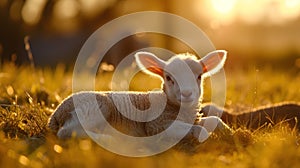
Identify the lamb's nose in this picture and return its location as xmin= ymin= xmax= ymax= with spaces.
xmin=181 ymin=91 xmax=192 ymax=98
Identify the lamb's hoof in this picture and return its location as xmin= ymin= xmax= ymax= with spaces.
xmin=192 ymin=126 xmax=210 ymax=143
xmin=198 ymin=130 xmax=210 ymax=143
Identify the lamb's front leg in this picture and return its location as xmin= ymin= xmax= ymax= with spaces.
xmin=163 ymin=121 xmax=210 ymax=143
xmin=200 ymin=103 xmax=235 ymax=123
xmin=200 ymin=103 xmax=234 ymax=135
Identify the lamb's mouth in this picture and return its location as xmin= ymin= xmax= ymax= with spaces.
xmin=177 ymin=98 xmax=195 ymax=103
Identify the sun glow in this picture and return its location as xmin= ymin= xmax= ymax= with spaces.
xmin=211 ymin=0 xmax=236 ymax=14
xmin=196 ymin=0 xmax=300 ymax=26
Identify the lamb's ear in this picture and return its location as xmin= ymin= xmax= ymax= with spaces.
xmin=199 ymin=50 xmax=227 ymax=76
xmin=135 ymin=51 xmax=166 ymax=77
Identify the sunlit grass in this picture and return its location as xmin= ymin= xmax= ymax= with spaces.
xmin=0 ymin=61 xmax=300 ymax=167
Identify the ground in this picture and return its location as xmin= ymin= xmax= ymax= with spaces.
xmin=0 ymin=61 xmax=300 ymax=167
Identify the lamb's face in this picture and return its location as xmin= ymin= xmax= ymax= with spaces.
xmin=163 ymin=56 xmax=204 ymax=106
xmin=135 ymin=50 xmax=227 ymax=107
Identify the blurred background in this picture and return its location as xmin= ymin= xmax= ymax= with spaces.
xmin=0 ymin=0 xmax=300 ymax=71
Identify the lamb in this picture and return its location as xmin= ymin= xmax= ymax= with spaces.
xmin=48 ymin=50 xmax=233 ymax=142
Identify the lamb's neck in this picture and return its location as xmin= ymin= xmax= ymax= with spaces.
xmin=165 ymin=98 xmax=200 ymax=122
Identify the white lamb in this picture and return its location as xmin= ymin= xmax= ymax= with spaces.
xmin=48 ymin=50 xmax=233 ymax=143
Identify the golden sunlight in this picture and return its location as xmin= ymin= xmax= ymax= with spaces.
xmin=282 ymin=0 xmax=300 ymax=20
xmin=285 ymin=0 xmax=300 ymax=7
xmin=197 ymin=0 xmax=300 ymax=26
xmin=211 ymin=0 xmax=236 ymax=14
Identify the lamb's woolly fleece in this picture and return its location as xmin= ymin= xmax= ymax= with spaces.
xmin=48 ymin=91 xmax=201 ymax=137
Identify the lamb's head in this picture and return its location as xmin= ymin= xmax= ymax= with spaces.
xmin=135 ymin=50 xmax=227 ymax=107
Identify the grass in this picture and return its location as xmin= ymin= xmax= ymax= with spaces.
xmin=1 ymin=60 xmax=300 ymax=167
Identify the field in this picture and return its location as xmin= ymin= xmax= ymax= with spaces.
xmin=1 ymin=60 xmax=300 ymax=168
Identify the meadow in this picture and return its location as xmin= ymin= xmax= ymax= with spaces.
xmin=0 ymin=59 xmax=300 ymax=168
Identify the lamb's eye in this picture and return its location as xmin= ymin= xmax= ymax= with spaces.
xmin=197 ymin=75 xmax=202 ymax=80
xmin=166 ymin=75 xmax=172 ymax=81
